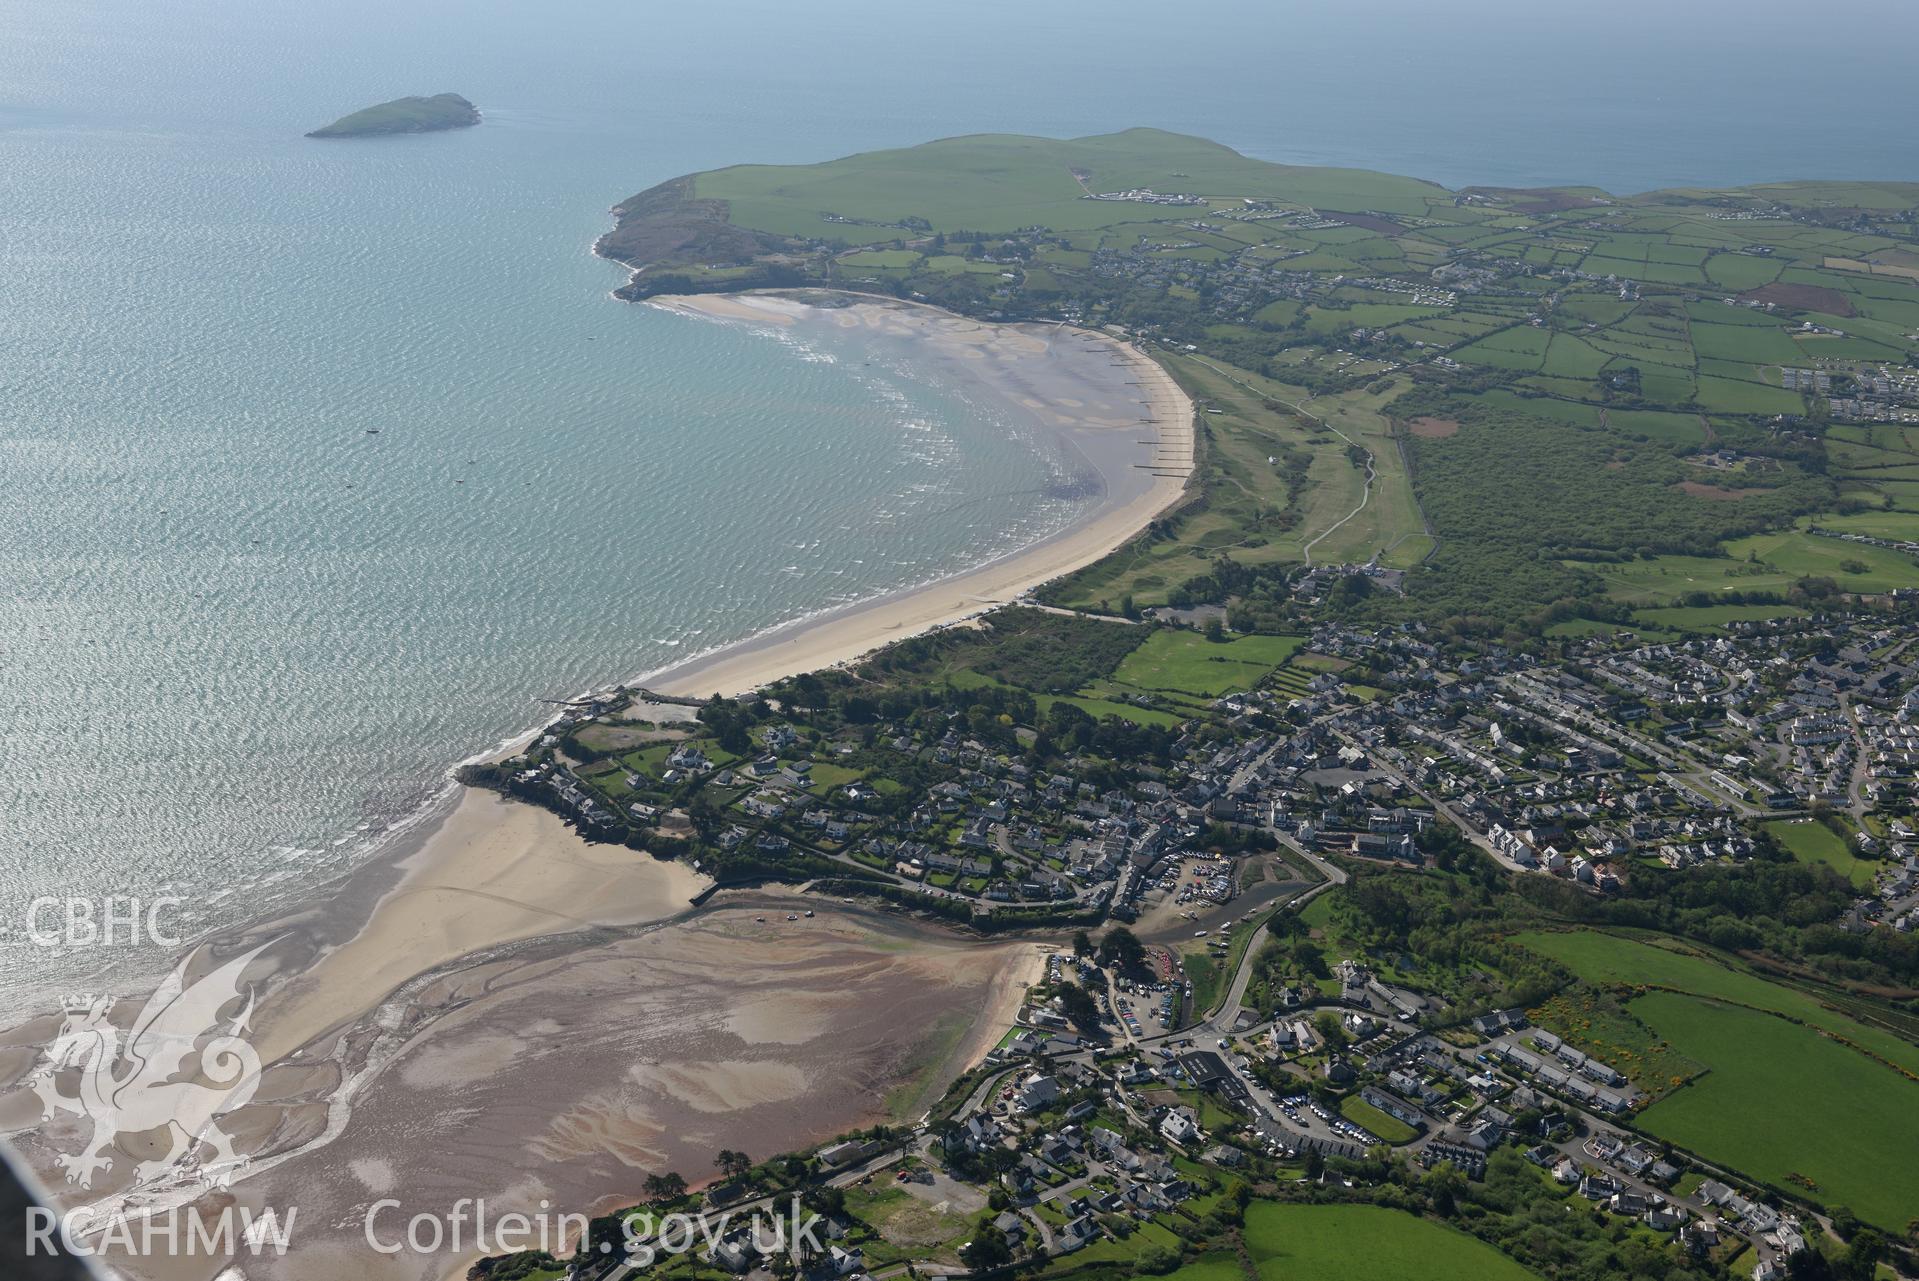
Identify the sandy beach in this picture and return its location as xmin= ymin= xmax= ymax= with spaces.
xmin=0 ymin=289 xmax=1182 ymax=1281
xmin=249 ymin=790 xmax=711 ymax=1064
xmin=237 ymin=901 xmax=1040 ymax=1281
xmin=641 ymin=291 xmax=1195 ymax=699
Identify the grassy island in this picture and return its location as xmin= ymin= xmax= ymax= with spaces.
xmin=306 ymin=92 xmax=478 ymax=139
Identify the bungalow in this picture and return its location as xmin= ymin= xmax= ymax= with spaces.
xmin=818 ymin=1138 xmax=884 ymax=1167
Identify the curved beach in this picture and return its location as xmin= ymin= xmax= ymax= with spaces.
xmin=641 ymin=291 xmax=1195 ymax=698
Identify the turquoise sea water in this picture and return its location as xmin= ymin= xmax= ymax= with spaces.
xmin=2 ymin=0 xmax=1916 ymax=1009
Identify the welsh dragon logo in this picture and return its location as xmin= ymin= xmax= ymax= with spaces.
xmin=32 ymin=943 xmax=269 ymax=1193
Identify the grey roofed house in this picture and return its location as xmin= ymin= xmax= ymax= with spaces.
xmin=1695 ymin=1179 xmax=1735 ymax=1205
xmin=1056 ymin=1215 xmax=1099 ymax=1252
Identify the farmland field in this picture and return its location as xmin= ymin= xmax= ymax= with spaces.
xmin=1579 ymin=527 xmax=1919 ymax=603
xmin=1810 ymin=509 xmax=1919 ymax=541
xmin=1512 ymin=930 xmax=1919 ymax=1076
xmin=1631 ymin=992 xmax=1919 ymax=1230
xmin=1722 ymin=528 xmax=1919 ymax=592
xmin=1162 ymin=1259 xmax=1247 ymax=1281
xmin=1241 ymin=1203 xmax=1537 ymax=1281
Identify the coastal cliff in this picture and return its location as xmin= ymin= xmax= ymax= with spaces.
xmin=594 ymin=175 xmax=807 ymax=300
xmin=306 ymin=92 xmax=479 ymax=139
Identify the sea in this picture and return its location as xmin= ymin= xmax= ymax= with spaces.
xmin=3 ymin=0 xmax=1917 ymax=1014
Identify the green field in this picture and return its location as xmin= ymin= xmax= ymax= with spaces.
xmin=1513 ymin=931 xmax=1919 ymax=1075
xmin=1582 ymin=527 xmax=1919 ymax=603
xmin=1722 ymin=528 xmax=1919 ymax=593
xmin=1162 ymin=1259 xmax=1248 ymax=1281
xmin=1520 ymin=931 xmax=1919 ymax=1227
xmin=1112 ymin=630 xmax=1304 ymax=696
xmin=1632 ymin=603 xmax=1808 ymax=631
xmin=1544 ymin=617 xmax=1679 ymax=642
xmin=1810 ymin=509 xmax=1919 ymax=541
xmin=694 ymin=130 xmax=1440 ymax=242
xmin=1632 ymin=992 xmax=1919 ymax=1230
xmin=1241 ymin=1203 xmax=1536 ymax=1281
xmin=1038 ymin=691 xmax=1181 ymax=728
xmin=1763 ymin=818 xmax=1876 ymax=888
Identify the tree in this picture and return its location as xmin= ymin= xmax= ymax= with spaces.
xmin=1840 ymin=1229 xmax=1886 ymax=1281
xmin=1096 ymin=926 xmax=1147 ymax=976
xmin=641 ymin=1171 xmax=687 ymax=1203
xmin=1054 ymin=980 xmax=1104 ymax=1034
xmin=1072 ymin=930 xmax=1094 ymax=958
xmin=960 ymin=1222 xmax=1011 ymax=1271
xmin=1291 ymin=939 xmax=1328 ymax=978
xmin=714 ymin=1149 xmax=752 ymax=1181
xmin=1137 ymin=1244 xmax=1181 ymax=1274
xmin=1423 ymin=1162 xmax=1465 ymax=1217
